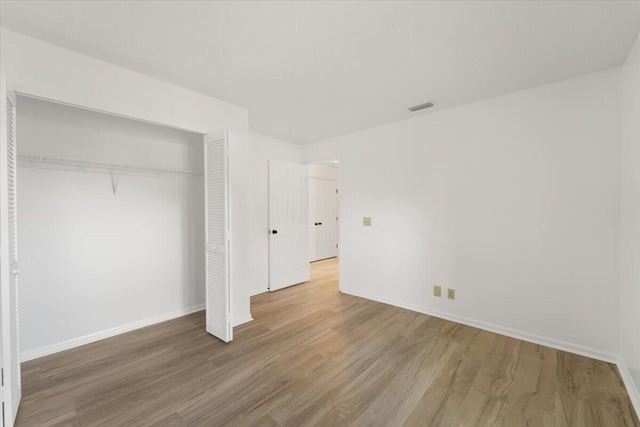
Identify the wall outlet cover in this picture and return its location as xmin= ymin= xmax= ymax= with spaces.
xmin=363 ymin=217 xmax=372 ymax=226
xmin=448 ymin=288 xmax=455 ymax=300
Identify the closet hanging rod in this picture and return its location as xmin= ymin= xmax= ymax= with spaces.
xmin=17 ymin=155 xmax=203 ymax=177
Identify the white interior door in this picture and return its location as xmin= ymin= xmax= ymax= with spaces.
xmin=0 ymin=75 xmax=21 ymax=426
xmin=204 ymin=130 xmax=232 ymax=342
xmin=316 ymin=179 xmax=338 ymax=260
xmin=268 ymin=160 xmax=309 ymax=291
xmin=308 ymin=178 xmax=319 ymax=262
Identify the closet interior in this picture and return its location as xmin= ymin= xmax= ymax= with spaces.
xmin=16 ymin=95 xmax=207 ymax=358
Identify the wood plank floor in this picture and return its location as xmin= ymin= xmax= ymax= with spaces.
xmin=16 ymin=257 xmax=639 ymax=426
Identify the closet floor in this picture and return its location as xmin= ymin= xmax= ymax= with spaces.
xmin=16 ymin=257 xmax=639 ymax=426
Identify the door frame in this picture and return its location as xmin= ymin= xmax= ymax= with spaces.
xmin=306 ymin=154 xmax=343 ymax=293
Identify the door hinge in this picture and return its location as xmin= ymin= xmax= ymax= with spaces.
xmin=336 ymin=189 xmax=338 ymax=193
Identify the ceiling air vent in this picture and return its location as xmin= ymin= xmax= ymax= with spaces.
xmin=408 ymin=101 xmax=435 ymax=112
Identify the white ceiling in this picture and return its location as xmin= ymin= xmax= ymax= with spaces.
xmin=2 ymin=1 xmax=639 ymax=144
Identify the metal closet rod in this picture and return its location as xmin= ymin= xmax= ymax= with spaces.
xmin=17 ymin=155 xmax=203 ymax=177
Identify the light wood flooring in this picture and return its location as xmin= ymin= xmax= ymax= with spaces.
xmin=16 ymin=257 xmax=639 ymax=426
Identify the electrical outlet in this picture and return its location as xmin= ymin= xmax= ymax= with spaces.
xmin=433 ymin=285 xmax=441 ymax=297
xmin=363 ymin=217 xmax=372 ymax=226
xmin=448 ymin=288 xmax=455 ymax=300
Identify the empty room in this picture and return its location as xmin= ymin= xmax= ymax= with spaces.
xmin=1 ymin=1 xmax=640 ymax=426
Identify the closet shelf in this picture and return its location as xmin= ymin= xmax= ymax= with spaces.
xmin=17 ymin=155 xmax=203 ymax=177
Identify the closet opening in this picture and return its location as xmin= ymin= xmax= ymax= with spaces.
xmin=16 ymin=95 xmax=209 ymax=362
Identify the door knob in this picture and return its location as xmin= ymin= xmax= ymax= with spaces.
xmin=315 ymin=222 xmax=318 ymax=226
xmin=271 ymin=230 xmax=278 ymax=234
xmin=318 ymin=222 xmax=322 ymax=225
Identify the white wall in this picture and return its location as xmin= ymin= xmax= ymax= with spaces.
xmin=0 ymin=29 xmax=253 ymax=349
xmin=17 ymin=97 xmax=206 ymax=358
xmin=620 ymin=32 xmax=640 ymax=410
xmin=248 ymin=132 xmax=304 ymax=295
xmin=306 ymin=68 xmax=622 ymax=360
xmin=309 ymin=164 xmax=338 ymax=181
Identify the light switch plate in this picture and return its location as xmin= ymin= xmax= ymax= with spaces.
xmin=434 ymin=285 xmax=442 ymax=297
xmin=363 ymin=217 xmax=372 ymax=226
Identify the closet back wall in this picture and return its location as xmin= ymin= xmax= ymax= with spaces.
xmin=17 ymin=97 xmax=205 ymax=360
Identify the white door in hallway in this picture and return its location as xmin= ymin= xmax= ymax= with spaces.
xmin=0 ymin=75 xmax=21 ymax=427
xmin=316 ymin=179 xmax=338 ymax=260
xmin=268 ymin=160 xmax=309 ymax=291
xmin=309 ymin=178 xmax=338 ymax=262
xmin=308 ymin=176 xmax=318 ymax=262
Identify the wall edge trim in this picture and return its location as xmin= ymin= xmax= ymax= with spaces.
xmin=618 ymin=357 xmax=640 ymax=419
xmin=233 ymin=313 xmax=254 ymax=327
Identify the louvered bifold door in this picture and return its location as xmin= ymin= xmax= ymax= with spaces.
xmin=1 ymin=75 xmax=21 ymax=426
xmin=204 ymin=130 xmax=232 ymax=342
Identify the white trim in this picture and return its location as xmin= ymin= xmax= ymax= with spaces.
xmin=308 ymin=177 xmax=337 ymax=182
xmin=12 ymin=390 xmax=21 ymax=421
xmin=340 ymin=287 xmax=619 ymax=364
xmin=250 ymin=287 xmax=268 ymax=297
xmin=20 ymin=304 xmax=205 ymax=362
xmin=618 ymin=357 xmax=640 ymax=419
xmin=233 ymin=313 xmax=254 ymax=327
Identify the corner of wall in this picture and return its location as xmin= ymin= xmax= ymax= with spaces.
xmin=619 ymin=31 xmax=640 ymax=420
xmin=618 ymin=357 xmax=640 ymax=419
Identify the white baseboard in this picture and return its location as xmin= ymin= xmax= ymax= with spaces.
xmin=618 ymin=358 xmax=640 ymax=419
xmin=250 ymin=287 xmax=268 ymax=296
xmin=233 ymin=313 xmax=254 ymax=327
xmin=21 ymin=303 xmax=205 ymax=362
xmin=340 ymin=287 xmax=619 ymax=364
xmin=13 ymin=391 xmax=21 ymax=422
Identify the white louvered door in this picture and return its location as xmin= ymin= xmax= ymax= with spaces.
xmin=204 ymin=130 xmax=232 ymax=343
xmin=0 ymin=75 xmax=21 ymax=426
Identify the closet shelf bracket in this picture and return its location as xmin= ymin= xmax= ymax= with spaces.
xmin=110 ymin=169 xmax=120 ymax=195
